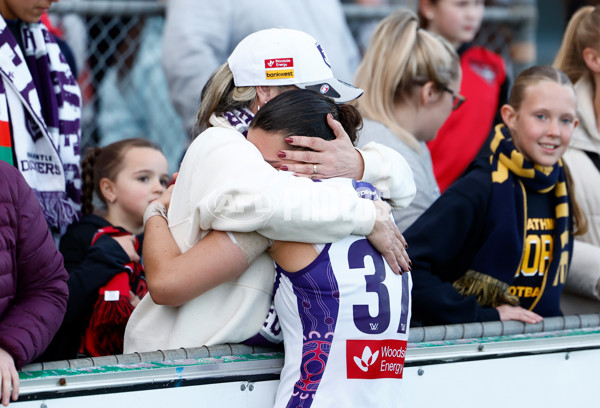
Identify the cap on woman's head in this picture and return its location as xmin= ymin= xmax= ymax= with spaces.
xmin=227 ymin=28 xmax=363 ymax=103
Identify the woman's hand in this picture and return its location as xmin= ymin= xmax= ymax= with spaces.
xmin=366 ymin=201 xmax=410 ymax=274
xmin=155 ymin=172 xmax=178 ymax=211
xmin=496 ymin=304 xmax=543 ymax=324
xmin=278 ymin=114 xmax=365 ymax=180
xmin=0 ymin=348 xmax=19 ymax=406
xmin=113 ymin=235 xmax=140 ymax=263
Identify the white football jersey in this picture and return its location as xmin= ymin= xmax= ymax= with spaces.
xmin=273 ymin=235 xmax=412 ymax=408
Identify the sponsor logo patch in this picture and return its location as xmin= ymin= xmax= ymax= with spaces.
xmin=346 ymin=339 xmax=407 ymax=379
xmin=265 ymin=69 xmax=294 ymax=80
xmin=319 ymin=84 xmax=330 ymax=94
xmin=264 ymin=58 xmax=294 ymax=68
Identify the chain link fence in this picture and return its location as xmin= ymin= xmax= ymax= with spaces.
xmin=48 ymin=0 xmax=537 ymax=162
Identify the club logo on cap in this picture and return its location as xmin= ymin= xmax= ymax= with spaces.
xmin=320 ymin=84 xmax=330 ymax=94
xmin=316 ymin=43 xmax=331 ymax=68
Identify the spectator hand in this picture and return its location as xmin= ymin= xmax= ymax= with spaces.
xmin=367 ymin=201 xmax=410 ymax=274
xmin=155 ymin=172 xmax=177 ymax=211
xmin=0 ymin=348 xmax=19 ymax=406
xmin=496 ymin=304 xmax=543 ymax=324
xmin=129 ymin=290 xmax=141 ymax=308
xmin=278 ymin=114 xmax=365 ymax=180
xmin=113 ymin=235 xmax=140 ymax=263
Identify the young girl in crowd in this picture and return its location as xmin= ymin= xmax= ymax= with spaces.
xmin=419 ymin=0 xmax=508 ymax=192
xmin=404 ymin=65 xmax=587 ymax=326
xmin=553 ymin=5 xmax=600 ymax=313
xmin=355 ymin=9 xmax=461 ymax=231
xmin=41 ymin=138 xmax=169 ymax=361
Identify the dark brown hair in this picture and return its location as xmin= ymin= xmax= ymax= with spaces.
xmin=249 ymin=89 xmax=362 ymax=145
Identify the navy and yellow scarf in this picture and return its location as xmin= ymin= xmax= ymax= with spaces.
xmin=453 ymin=124 xmax=571 ymax=311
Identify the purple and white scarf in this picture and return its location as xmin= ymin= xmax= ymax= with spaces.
xmin=221 ymin=107 xmax=254 ymax=137
xmin=0 ymin=16 xmax=81 ymax=232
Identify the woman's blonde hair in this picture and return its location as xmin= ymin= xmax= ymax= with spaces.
xmin=553 ymin=6 xmax=600 ymax=84
xmin=194 ymin=62 xmax=257 ymax=134
xmin=353 ymin=9 xmax=459 ymax=151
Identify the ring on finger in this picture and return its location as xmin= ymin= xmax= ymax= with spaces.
xmin=312 ymin=164 xmax=318 ymax=174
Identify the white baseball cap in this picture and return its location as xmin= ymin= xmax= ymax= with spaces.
xmin=227 ymin=28 xmax=363 ymax=103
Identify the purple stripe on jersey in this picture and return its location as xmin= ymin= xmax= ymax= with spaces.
xmin=276 ymin=243 xmax=339 ymax=408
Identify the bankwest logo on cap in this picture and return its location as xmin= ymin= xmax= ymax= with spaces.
xmin=346 ymin=339 xmax=407 ymax=379
xmin=265 ymin=69 xmax=295 ymax=80
xmin=228 ymin=28 xmax=363 ymax=103
xmin=265 ymin=58 xmax=294 ymax=80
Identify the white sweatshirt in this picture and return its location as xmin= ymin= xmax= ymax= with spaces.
xmin=124 ymin=118 xmax=415 ymax=352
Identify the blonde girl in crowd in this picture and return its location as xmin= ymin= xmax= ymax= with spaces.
xmin=354 ymin=9 xmax=461 ymax=231
xmin=41 ymin=139 xmax=169 ymax=361
xmin=403 ymin=66 xmax=587 ymax=326
xmin=553 ymin=5 xmax=600 ymax=313
xmin=418 ymin=0 xmax=508 ymax=192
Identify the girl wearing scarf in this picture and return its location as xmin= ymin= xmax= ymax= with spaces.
xmin=404 ymin=65 xmax=588 ymax=327
xmin=40 ymin=139 xmax=168 ymax=361
xmin=0 ymin=0 xmax=81 ymax=238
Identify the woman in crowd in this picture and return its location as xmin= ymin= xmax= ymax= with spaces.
xmin=355 ymin=9 xmax=461 ymax=231
xmin=0 ymin=161 xmax=68 ymax=406
xmin=553 ymin=5 xmax=600 ymax=313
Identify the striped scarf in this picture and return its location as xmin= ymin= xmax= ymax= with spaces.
xmin=453 ymin=124 xmax=571 ymax=309
xmin=83 ymin=226 xmax=147 ymax=357
xmin=0 ymin=16 xmax=81 ymax=232
xmin=222 ymin=108 xmax=254 ymax=137
xmin=0 ymin=78 xmax=12 ymax=163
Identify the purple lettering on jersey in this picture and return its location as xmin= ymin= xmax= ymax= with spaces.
xmin=349 ymin=239 xmax=390 ymax=334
